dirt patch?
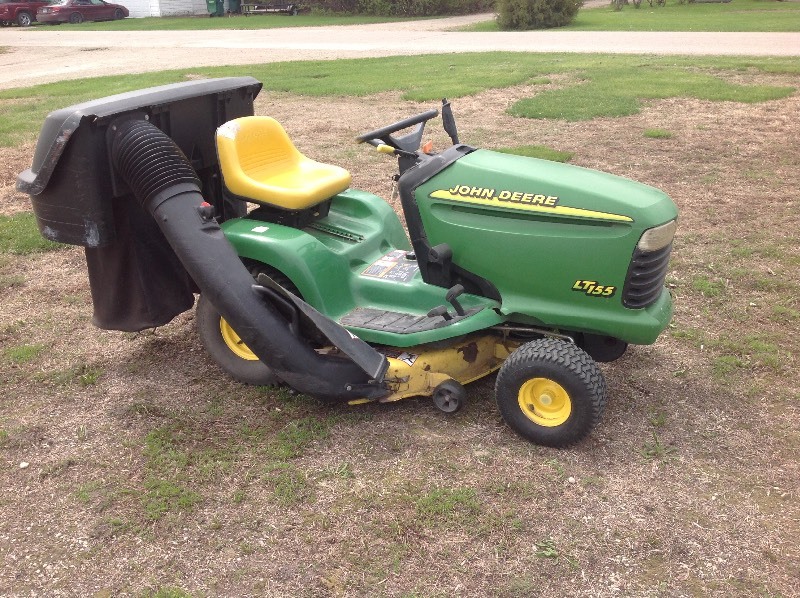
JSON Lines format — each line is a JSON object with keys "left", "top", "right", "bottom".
{"left": 1, "top": 72, "right": 798, "bottom": 596}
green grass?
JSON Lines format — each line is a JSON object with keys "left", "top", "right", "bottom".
{"left": 265, "top": 415, "right": 333, "bottom": 460}
{"left": 4, "top": 343, "right": 45, "bottom": 364}
{"left": 1, "top": 53, "right": 797, "bottom": 148}
{"left": 644, "top": 128, "right": 673, "bottom": 139}
{"left": 691, "top": 275, "right": 727, "bottom": 298}
{"left": 772, "top": 304, "right": 800, "bottom": 321}
{"left": 495, "top": 144, "right": 574, "bottom": 162}
{"left": 713, "top": 354, "right": 745, "bottom": 378}
{"left": 29, "top": 13, "right": 418, "bottom": 31}
{"left": 461, "top": 0, "right": 800, "bottom": 32}
{"left": 133, "top": 408, "right": 334, "bottom": 518}
{"left": 0, "top": 213, "right": 64, "bottom": 254}
{"left": 143, "top": 477, "right": 202, "bottom": 520}
{"left": 640, "top": 431, "right": 677, "bottom": 461}
{"left": 414, "top": 487, "right": 481, "bottom": 524}
{"left": 142, "top": 587, "right": 193, "bottom": 598}
{"left": 262, "top": 462, "right": 313, "bottom": 506}
{"left": 507, "top": 63, "right": 793, "bottom": 121}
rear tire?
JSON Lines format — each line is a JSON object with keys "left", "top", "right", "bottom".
{"left": 196, "top": 263, "right": 300, "bottom": 386}
{"left": 68, "top": 12, "right": 83, "bottom": 24}
{"left": 17, "top": 11, "right": 32, "bottom": 26}
{"left": 495, "top": 338, "right": 606, "bottom": 447}
{"left": 196, "top": 294, "right": 280, "bottom": 386}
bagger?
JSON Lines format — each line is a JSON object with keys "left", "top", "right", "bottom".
{"left": 18, "top": 77, "right": 677, "bottom": 447}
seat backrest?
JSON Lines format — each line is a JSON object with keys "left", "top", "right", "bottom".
{"left": 216, "top": 116, "right": 351, "bottom": 211}
{"left": 217, "top": 116, "right": 300, "bottom": 181}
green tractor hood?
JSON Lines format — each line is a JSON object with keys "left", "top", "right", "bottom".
{"left": 409, "top": 149, "right": 679, "bottom": 345}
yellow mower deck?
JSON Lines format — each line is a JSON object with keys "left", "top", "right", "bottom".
{"left": 350, "top": 335, "right": 519, "bottom": 405}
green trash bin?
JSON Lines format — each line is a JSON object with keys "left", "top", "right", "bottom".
{"left": 206, "top": 0, "right": 224, "bottom": 16}
{"left": 228, "top": 0, "right": 241, "bottom": 14}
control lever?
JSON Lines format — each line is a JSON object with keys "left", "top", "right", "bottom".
{"left": 427, "top": 305, "right": 453, "bottom": 321}
{"left": 441, "top": 98, "right": 460, "bottom": 145}
{"left": 446, "top": 284, "right": 466, "bottom": 316}
{"left": 376, "top": 143, "right": 417, "bottom": 160}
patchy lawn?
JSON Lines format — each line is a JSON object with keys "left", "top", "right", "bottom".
{"left": 0, "top": 68, "right": 798, "bottom": 596}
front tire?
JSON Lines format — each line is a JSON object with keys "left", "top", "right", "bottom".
{"left": 17, "top": 11, "right": 32, "bottom": 26}
{"left": 495, "top": 338, "right": 607, "bottom": 447}
{"left": 68, "top": 12, "right": 83, "bottom": 24}
{"left": 114, "top": 8, "right": 124, "bottom": 19}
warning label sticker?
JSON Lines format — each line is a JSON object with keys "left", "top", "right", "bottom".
{"left": 383, "top": 348, "right": 419, "bottom": 366}
{"left": 361, "top": 250, "right": 419, "bottom": 283}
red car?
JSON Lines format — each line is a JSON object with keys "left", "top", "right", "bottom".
{"left": 0, "top": 0, "right": 50, "bottom": 27}
{"left": 37, "top": 0, "right": 128, "bottom": 24}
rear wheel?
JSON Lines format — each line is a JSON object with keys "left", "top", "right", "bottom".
{"left": 196, "top": 295, "right": 280, "bottom": 386}
{"left": 196, "top": 264, "right": 299, "bottom": 386}
{"left": 68, "top": 12, "right": 83, "bottom": 24}
{"left": 0, "top": 20, "right": 12, "bottom": 27}
{"left": 495, "top": 338, "right": 606, "bottom": 447}
{"left": 16, "top": 11, "right": 32, "bottom": 26}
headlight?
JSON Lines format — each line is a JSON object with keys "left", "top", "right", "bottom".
{"left": 637, "top": 220, "right": 677, "bottom": 252}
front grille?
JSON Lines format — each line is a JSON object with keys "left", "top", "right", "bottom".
{"left": 622, "top": 244, "right": 672, "bottom": 308}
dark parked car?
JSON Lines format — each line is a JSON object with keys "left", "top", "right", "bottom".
{"left": 0, "top": 0, "right": 50, "bottom": 27}
{"left": 37, "top": 0, "right": 128, "bottom": 24}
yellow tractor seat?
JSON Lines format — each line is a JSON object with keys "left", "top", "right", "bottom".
{"left": 216, "top": 116, "right": 352, "bottom": 211}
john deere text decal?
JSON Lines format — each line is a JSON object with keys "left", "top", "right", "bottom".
{"left": 430, "top": 186, "right": 633, "bottom": 222}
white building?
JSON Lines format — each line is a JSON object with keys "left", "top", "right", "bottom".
{"left": 123, "top": 0, "right": 232, "bottom": 18}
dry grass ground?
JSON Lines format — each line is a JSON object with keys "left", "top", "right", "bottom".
{"left": 0, "top": 71, "right": 798, "bottom": 597}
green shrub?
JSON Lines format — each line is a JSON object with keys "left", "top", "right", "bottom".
{"left": 497, "top": 0, "right": 582, "bottom": 30}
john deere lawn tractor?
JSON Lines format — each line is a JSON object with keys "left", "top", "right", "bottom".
{"left": 18, "top": 77, "right": 677, "bottom": 447}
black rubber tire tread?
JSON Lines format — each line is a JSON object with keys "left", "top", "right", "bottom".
{"left": 432, "top": 379, "right": 466, "bottom": 414}
{"left": 196, "top": 263, "right": 299, "bottom": 386}
{"left": 17, "top": 11, "right": 32, "bottom": 26}
{"left": 69, "top": 12, "right": 83, "bottom": 23}
{"left": 495, "top": 338, "right": 607, "bottom": 448}
{"left": 114, "top": 8, "right": 124, "bottom": 19}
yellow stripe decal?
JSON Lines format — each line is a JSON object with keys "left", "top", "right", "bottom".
{"left": 429, "top": 189, "right": 633, "bottom": 223}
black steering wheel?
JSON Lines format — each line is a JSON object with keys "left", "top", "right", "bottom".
{"left": 355, "top": 109, "right": 439, "bottom": 153}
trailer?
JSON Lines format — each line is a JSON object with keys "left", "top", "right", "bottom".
{"left": 241, "top": 2, "right": 300, "bottom": 16}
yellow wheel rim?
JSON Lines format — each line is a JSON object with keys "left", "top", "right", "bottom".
{"left": 518, "top": 378, "right": 572, "bottom": 427}
{"left": 220, "top": 318, "right": 259, "bottom": 361}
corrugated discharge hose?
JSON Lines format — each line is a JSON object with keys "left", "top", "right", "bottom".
{"left": 110, "top": 118, "right": 385, "bottom": 402}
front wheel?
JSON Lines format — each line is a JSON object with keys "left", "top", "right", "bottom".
{"left": 495, "top": 338, "right": 607, "bottom": 447}
{"left": 17, "top": 11, "right": 32, "bottom": 26}
{"left": 68, "top": 11, "right": 83, "bottom": 24}
{"left": 114, "top": 8, "right": 124, "bottom": 19}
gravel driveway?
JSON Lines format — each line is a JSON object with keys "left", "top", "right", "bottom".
{"left": 1, "top": 13, "right": 799, "bottom": 90}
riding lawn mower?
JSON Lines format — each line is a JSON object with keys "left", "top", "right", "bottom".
{"left": 17, "top": 77, "right": 677, "bottom": 447}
